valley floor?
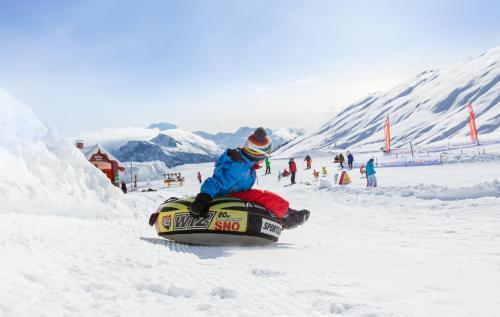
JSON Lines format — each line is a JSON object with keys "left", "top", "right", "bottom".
{"left": 1, "top": 159, "right": 500, "bottom": 317}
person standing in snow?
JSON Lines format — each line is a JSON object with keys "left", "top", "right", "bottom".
{"left": 189, "top": 127, "right": 309, "bottom": 229}
{"left": 289, "top": 158, "right": 297, "bottom": 184}
{"left": 197, "top": 171, "right": 203, "bottom": 184}
{"left": 338, "top": 153, "right": 345, "bottom": 169}
{"left": 366, "top": 158, "right": 377, "bottom": 187}
{"left": 347, "top": 151, "right": 354, "bottom": 170}
{"left": 121, "top": 181, "right": 127, "bottom": 194}
{"left": 264, "top": 157, "right": 271, "bottom": 175}
{"left": 304, "top": 155, "right": 312, "bottom": 169}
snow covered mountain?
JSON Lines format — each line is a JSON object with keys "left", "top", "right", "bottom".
{"left": 147, "top": 122, "right": 178, "bottom": 130}
{"left": 276, "top": 45, "right": 500, "bottom": 156}
{"left": 194, "top": 127, "right": 305, "bottom": 150}
{"left": 79, "top": 121, "right": 304, "bottom": 167}
{"left": 112, "top": 130, "right": 219, "bottom": 168}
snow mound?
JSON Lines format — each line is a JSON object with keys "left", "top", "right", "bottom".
{"left": 0, "top": 88, "right": 131, "bottom": 218}
{"left": 320, "top": 179, "right": 500, "bottom": 201}
{"left": 408, "top": 180, "right": 500, "bottom": 201}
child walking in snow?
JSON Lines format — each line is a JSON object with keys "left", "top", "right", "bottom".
{"left": 366, "top": 158, "right": 377, "bottom": 187}
{"left": 264, "top": 157, "right": 271, "bottom": 175}
{"left": 189, "top": 128, "right": 309, "bottom": 229}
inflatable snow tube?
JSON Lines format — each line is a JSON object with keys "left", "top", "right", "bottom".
{"left": 149, "top": 197, "right": 283, "bottom": 246}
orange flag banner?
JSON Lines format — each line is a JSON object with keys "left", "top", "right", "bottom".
{"left": 384, "top": 114, "right": 391, "bottom": 153}
{"left": 467, "top": 102, "right": 478, "bottom": 142}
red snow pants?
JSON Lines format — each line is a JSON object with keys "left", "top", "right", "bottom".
{"left": 227, "top": 189, "right": 289, "bottom": 219}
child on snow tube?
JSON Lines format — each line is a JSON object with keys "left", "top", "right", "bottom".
{"left": 189, "top": 127, "right": 310, "bottom": 229}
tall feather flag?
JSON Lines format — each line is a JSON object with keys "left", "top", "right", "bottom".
{"left": 467, "top": 102, "right": 478, "bottom": 143}
{"left": 384, "top": 114, "right": 391, "bottom": 153}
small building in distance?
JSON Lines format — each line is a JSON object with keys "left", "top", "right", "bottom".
{"left": 76, "top": 140, "right": 125, "bottom": 186}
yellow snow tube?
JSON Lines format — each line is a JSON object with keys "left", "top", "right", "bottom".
{"left": 149, "top": 197, "right": 283, "bottom": 246}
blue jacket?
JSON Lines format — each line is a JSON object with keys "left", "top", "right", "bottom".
{"left": 366, "top": 160, "right": 376, "bottom": 176}
{"left": 347, "top": 153, "right": 354, "bottom": 163}
{"left": 201, "top": 148, "right": 256, "bottom": 198}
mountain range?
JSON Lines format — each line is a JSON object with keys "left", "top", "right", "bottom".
{"left": 194, "top": 127, "right": 305, "bottom": 150}
{"left": 110, "top": 125, "right": 304, "bottom": 168}
{"left": 275, "top": 45, "right": 500, "bottom": 157}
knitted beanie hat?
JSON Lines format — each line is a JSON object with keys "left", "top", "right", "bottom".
{"left": 241, "top": 127, "right": 272, "bottom": 161}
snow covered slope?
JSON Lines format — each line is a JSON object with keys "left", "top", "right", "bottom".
{"left": 0, "top": 88, "right": 129, "bottom": 218}
{"left": 2, "top": 156, "right": 499, "bottom": 317}
{"left": 277, "top": 46, "right": 500, "bottom": 156}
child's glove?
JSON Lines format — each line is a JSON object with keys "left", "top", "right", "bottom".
{"left": 189, "top": 193, "right": 212, "bottom": 217}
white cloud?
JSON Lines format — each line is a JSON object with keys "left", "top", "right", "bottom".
{"left": 76, "top": 126, "right": 160, "bottom": 150}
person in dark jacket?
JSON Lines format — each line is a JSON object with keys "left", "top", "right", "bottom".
{"left": 304, "top": 155, "right": 312, "bottom": 169}
{"left": 338, "top": 153, "right": 345, "bottom": 169}
{"left": 347, "top": 151, "right": 354, "bottom": 170}
{"left": 189, "top": 128, "right": 309, "bottom": 228}
{"left": 121, "top": 181, "right": 127, "bottom": 194}
{"left": 289, "top": 158, "right": 297, "bottom": 184}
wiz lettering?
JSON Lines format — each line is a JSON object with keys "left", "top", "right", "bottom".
{"left": 174, "top": 212, "right": 214, "bottom": 230}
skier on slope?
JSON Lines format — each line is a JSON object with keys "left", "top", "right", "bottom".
{"left": 189, "top": 127, "right": 310, "bottom": 229}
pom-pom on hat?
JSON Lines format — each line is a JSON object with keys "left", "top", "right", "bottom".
{"left": 241, "top": 127, "right": 272, "bottom": 161}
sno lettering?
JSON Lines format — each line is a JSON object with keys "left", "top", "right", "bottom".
{"left": 215, "top": 221, "right": 241, "bottom": 231}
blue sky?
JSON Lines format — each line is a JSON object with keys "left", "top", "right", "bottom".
{"left": 0, "top": 0, "right": 499, "bottom": 135}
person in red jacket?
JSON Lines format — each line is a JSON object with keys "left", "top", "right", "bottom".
{"left": 288, "top": 158, "right": 297, "bottom": 184}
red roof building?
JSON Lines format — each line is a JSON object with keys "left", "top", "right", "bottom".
{"left": 76, "top": 140, "right": 125, "bottom": 186}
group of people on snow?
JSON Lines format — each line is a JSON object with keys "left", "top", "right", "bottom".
{"left": 333, "top": 151, "right": 354, "bottom": 170}
{"left": 285, "top": 151, "right": 377, "bottom": 188}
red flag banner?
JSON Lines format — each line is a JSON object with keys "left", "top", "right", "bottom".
{"left": 467, "top": 102, "right": 478, "bottom": 142}
{"left": 384, "top": 114, "right": 391, "bottom": 153}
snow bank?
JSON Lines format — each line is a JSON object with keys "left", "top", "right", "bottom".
{"left": 406, "top": 180, "right": 500, "bottom": 201}
{"left": 0, "top": 88, "right": 132, "bottom": 218}
{"left": 320, "top": 178, "right": 500, "bottom": 201}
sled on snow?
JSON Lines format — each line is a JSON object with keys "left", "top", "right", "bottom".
{"left": 148, "top": 197, "right": 284, "bottom": 246}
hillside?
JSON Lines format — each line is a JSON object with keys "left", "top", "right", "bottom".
{"left": 276, "top": 46, "right": 500, "bottom": 156}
